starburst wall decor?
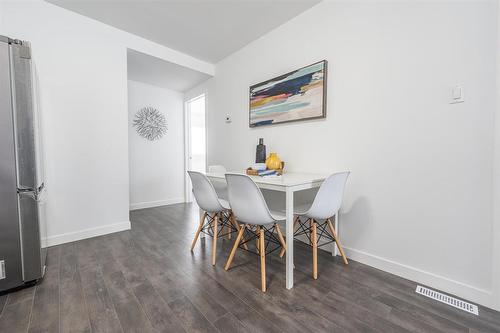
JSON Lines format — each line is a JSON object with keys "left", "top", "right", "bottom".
{"left": 133, "top": 106, "right": 167, "bottom": 141}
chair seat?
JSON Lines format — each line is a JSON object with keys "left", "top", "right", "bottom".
{"left": 269, "top": 210, "right": 286, "bottom": 221}
{"left": 235, "top": 211, "right": 285, "bottom": 225}
{"left": 293, "top": 203, "right": 312, "bottom": 216}
{"left": 276, "top": 203, "right": 312, "bottom": 217}
{"left": 219, "top": 199, "right": 231, "bottom": 210}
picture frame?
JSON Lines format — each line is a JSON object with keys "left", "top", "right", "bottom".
{"left": 249, "top": 60, "right": 327, "bottom": 127}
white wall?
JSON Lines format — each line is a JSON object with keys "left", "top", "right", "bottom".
{"left": 0, "top": 0, "right": 214, "bottom": 246}
{"left": 198, "top": 1, "right": 498, "bottom": 308}
{"left": 0, "top": 3, "right": 4, "bottom": 30}
{"left": 128, "top": 80, "right": 185, "bottom": 210}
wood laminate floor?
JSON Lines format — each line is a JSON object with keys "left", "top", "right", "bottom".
{"left": 1, "top": 203, "right": 499, "bottom": 332}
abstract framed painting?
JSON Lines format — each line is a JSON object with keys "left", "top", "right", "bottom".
{"left": 249, "top": 60, "right": 327, "bottom": 127}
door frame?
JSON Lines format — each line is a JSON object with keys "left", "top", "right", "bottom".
{"left": 184, "top": 93, "right": 207, "bottom": 203}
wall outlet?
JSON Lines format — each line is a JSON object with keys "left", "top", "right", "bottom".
{"left": 0, "top": 260, "right": 5, "bottom": 280}
{"left": 225, "top": 114, "right": 232, "bottom": 123}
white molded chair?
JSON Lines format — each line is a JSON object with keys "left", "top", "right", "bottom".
{"left": 293, "top": 172, "right": 350, "bottom": 279}
{"left": 208, "top": 165, "right": 228, "bottom": 201}
{"left": 188, "top": 171, "right": 242, "bottom": 265}
{"left": 224, "top": 173, "right": 286, "bottom": 292}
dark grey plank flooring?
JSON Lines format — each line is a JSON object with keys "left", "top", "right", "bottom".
{"left": 0, "top": 203, "right": 499, "bottom": 332}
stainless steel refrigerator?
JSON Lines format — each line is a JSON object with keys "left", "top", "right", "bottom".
{"left": 0, "top": 35, "right": 47, "bottom": 293}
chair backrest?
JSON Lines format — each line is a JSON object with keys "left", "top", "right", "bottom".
{"left": 307, "top": 172, "right": 350, "bottom": 220}
{"left": 225, "top": 173, "right": 275, "bottom": 225}
{"left": 208, "top": 165, "right": 227, "bottom": 173}
{"left": 188, "top": 171, "right": 225, "bottom": 213}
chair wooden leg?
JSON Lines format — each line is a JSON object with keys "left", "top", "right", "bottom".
{"left": 312, "top": 220, "right": 318, "bottom": 279}
{"left": 212, "top": 214, "right": 218, "bottom": 266}
{"left": 327, "top": 219, "right": 348, "bottom": 265}
{"left": 309, "top": 219, "right": 313, "bottom": 245}
{"left": 224, "top": 225, "right": 246, "bottom": 271}
{"left": 260, "top": 228, "right": 266, "bottom": 292}
{"left": 230, "top": 214, "right": 248, "bottom": 250}
{"left": 191, "top": 212, "right": 207, "bottom": 251}
{"left": 276, "top": 224, "right": 287, "bottom": 258}
{"left": 256, "top": 226, "right": 261, "bottom": 254}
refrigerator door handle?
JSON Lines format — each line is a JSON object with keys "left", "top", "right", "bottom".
{"left": 17, "top": 189, "right": 36, "bottom": 200}
{"left": 18, "top": 187, "right": 35, "bottom": 193}
{"left": 18, "top": 182, "right": 44, "bottom": 194}
{"left": 37, "top": 182, "right": 45, "bottom": 194}
{"left": 18, "top": 183, "right": 45, "bottom": 201}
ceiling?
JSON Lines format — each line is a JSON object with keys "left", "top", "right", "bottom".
{"left": 127, "top": 49, "right": 211, "bottom": 92}
{"left": 46, "top": 0, "right": 320, "bottom": 63}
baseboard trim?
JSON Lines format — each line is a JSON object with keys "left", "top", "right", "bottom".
{"left": 343, "top": 246, "right": 495, "bottom": 309}
{"left": 130, "top": 198, "right": 185, "bottom": 211}
{"left": 42, "top": 221, "right": 131, "bottom": 247}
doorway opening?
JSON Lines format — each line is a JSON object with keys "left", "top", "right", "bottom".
{"left": 126, "top": 48, "right": 211, "bottom": 211}
{"left": 185, "top": 94, "right": 206, "bottom": 202}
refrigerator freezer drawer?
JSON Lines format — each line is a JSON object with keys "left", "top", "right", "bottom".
{"left": 18, "top": 191, "right": 44, "bottom": 282}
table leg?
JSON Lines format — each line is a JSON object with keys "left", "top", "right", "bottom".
{"left": 285, "top": 188, "right": 294, "bottom": 289}
{"left": 199, "top": 207, "right": 205, "bottom": 239}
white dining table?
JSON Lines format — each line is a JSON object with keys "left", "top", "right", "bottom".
{"left": 205, "top": 171, "right": 335, "bottom": 289}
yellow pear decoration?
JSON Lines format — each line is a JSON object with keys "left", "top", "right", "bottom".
{"left": 265, "top": 153, "right": 282, "bottom": 171}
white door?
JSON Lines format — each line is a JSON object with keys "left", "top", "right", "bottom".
{"left": 185, "top": 94, "right": 206, "bottom": 202}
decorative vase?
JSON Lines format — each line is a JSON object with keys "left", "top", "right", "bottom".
{"left": 266, "top": 152, "right": 282, "bottom": 170}
{"left": 255, "top": 138, "right": 266, "bottom": 163}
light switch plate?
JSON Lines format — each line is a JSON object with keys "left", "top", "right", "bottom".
{"left": 450, "top": 85, "right": 465, "bottom": 104}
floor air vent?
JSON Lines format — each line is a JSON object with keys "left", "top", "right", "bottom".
{"left": 0, "top": 260, "right": 5, "bottom": 280}
{"left": 415, "top": 285, "right": 478, "bottom": 315}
